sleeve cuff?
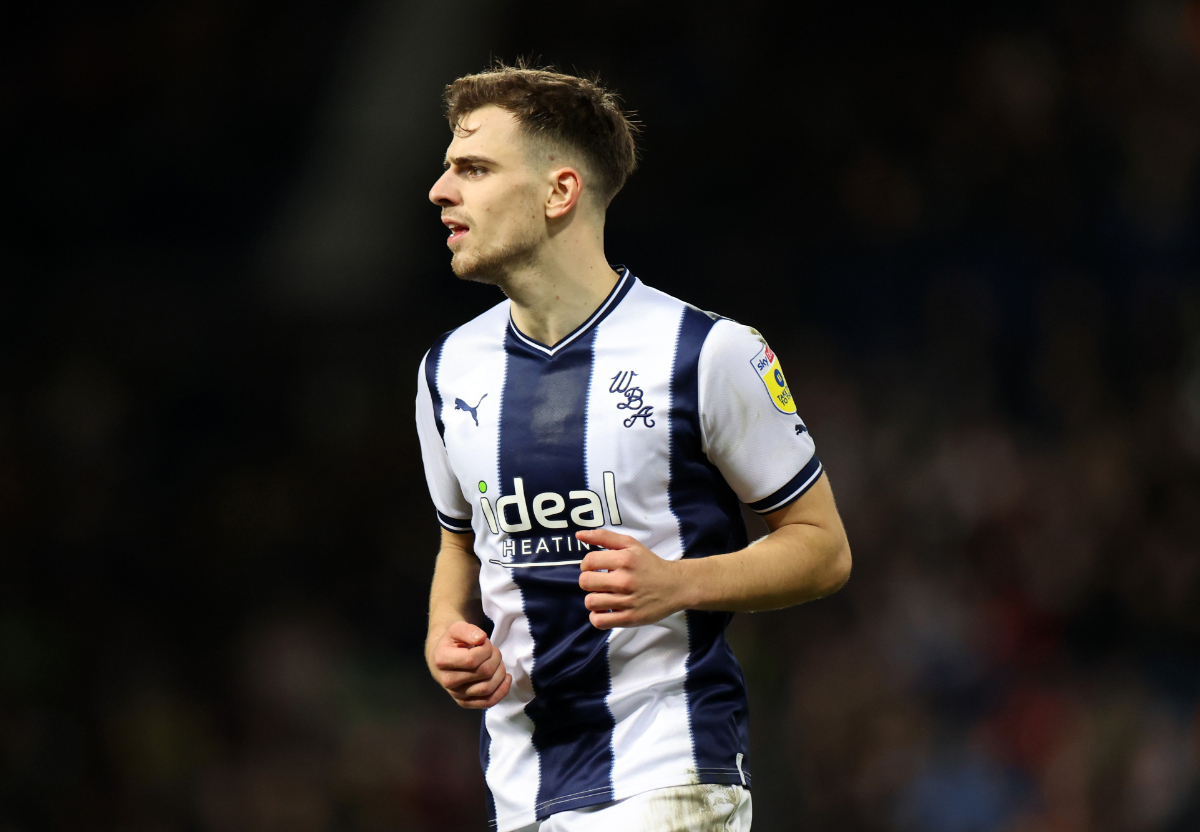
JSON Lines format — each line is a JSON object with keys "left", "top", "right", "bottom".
{"left": 437, "top": 510, "right": 473, "bottom": 533}
{"left": 746, "top": 454, "right": 823, "bottom": 515}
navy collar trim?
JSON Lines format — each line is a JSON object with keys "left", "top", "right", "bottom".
{"left": 507, "top": 266, "right": 636, "bottom": 357}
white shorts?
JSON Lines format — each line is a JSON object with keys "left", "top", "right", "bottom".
{"left": 511, "top": 784, "right": 752, "bottom": 832}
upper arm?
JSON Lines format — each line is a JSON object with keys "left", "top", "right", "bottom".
{"left": 436, "top": 527, "right": 480, "bottom": 593}
{"left": 762, "top": 471, "right": 844, "bottom": 538}
{"left": 430, "top": 528, "right": 482, "bottom": 620}
{"left": 440, "top": 527, "right": 477, "bottom": 558}
{"left": 762, "top": 473, "right": 852, "bottom": 593}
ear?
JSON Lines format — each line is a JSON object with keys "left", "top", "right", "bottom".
{"left": 545, "top": 166, "right": 583, "bottom": 220}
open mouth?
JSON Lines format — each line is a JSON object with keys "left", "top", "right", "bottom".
{"left": 443, "top": 219, "right": 469, "bottom": 245}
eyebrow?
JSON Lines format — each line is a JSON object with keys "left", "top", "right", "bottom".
{"left": 443, "top": 154, "right": 500, "bottom": 170}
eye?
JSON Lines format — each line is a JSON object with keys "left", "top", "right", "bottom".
{"left": 467, "top": 165, "right": 486, "bottom": 178}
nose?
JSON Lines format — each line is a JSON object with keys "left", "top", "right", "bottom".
{"left": 429, "top": 168, "right": 459, "bottom": 207}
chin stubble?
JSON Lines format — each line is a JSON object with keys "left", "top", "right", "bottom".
{"left": 451, "top": 235, "right": 539, "bottom": 288}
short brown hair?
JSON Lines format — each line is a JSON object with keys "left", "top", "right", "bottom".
{"left": 444, "top": 64, "right": 639, "bottom": 206}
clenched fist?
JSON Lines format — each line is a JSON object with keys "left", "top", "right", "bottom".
{"left": 428, "top": 621, "right": 512, "bottom": 708}
{"left": 576, "top": 528, "right": 688, "bottom": 629}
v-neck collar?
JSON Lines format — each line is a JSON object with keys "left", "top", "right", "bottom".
{"left": 506, "top": 266, "right": 636, "bottom": 357}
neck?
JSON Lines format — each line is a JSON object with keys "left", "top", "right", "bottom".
{"left": 502, "top": 230, "right": 621, "bottom": 347}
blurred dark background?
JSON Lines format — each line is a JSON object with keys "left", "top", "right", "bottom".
{"left": 4, "top": 1, "right": 1200, "bottom": 830}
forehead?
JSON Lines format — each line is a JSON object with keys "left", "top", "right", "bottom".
{"left": 445, "top": 105, "right": 526, "bottom": 159}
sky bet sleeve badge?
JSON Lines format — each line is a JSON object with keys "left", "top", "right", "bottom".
{"left": 750, "top": 343, "right": 797, "bottom": 414}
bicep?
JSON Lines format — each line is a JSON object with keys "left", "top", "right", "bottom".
{"left": 436, "top": 528, "right": 479, "bottom": 579}
{"left": 440, "top": 527, "right": 477, "bottom": 556}
{"left": 747, "top": 471, "right": 851, "bottom": 601}
{"left": 762, "top": 472, "right": 844, "bottom": 538}
{"left": 431, "top": 529, "right": 481, "bottom": 608}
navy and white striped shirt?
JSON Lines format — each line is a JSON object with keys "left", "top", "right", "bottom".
{"left": 416, "top": 269, "right": 821, "bottom": 831}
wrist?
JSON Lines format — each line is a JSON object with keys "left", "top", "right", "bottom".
{"left": 424, "top": 635, "right": 440, "bottom": 673}
{"left": 425, "top": 618, "right": 454, "bottom": 668}
{"left": 673, "top": 556, "right": 709, "bottom": 611}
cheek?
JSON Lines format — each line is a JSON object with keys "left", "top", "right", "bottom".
{"left": 489, "top": 188, "right": 541, "bottom": 233}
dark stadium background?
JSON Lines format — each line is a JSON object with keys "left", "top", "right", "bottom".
{"left": 4, "top": 1, "right": 1200, "bottom": 830}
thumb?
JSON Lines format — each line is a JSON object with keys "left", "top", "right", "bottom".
{"left": 448, "top": 621, "right": 487, "bottom": 646}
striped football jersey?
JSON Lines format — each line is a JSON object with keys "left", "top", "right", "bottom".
{"left": 415, "top": 268, "right": 822, "bottom": 831}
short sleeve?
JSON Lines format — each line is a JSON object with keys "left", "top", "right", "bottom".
{"left": 698, "top": 320, "right": 823, "bottom": 514}
{"left": 416, "top": 350, "right": 474, "bottom": 533}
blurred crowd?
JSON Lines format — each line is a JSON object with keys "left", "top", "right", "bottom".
{"left": 760, "top": 273, "right": 1200, "bottom": 831}
{"left": 2, "top": 1, "right": 1199, "bottom": 831}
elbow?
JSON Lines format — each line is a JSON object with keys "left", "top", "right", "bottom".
{"left": 819, "top": 538, "right": 852, "bottom": 598}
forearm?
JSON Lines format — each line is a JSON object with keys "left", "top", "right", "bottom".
{"left": 426, "top": 531, "right": 483, "bottom": 669}
{"left": 576, "top": 473, "right": 852, "bottom": 628}
{"left": 679, "top": 521, "right": 850, "bottom": 612}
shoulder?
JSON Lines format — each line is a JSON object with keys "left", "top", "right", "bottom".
{"left": 626, "top": 280, "right": 719, "bottom": 321}
{"left": 422, "top": 298, "right": 510, "bottom": 364}
{"left": 419, "top": 300, "right": 510, "bottom": 396}
{"left": 622, "top": 280, "right": 735, "bottom": 347}
{"left": 699, "top": 320, "right": 800, "bottom": 419}
{"left": 701, "top": 318, "right": 768, "bottom": 359}
{"left": 697, "top": 318, "right": 782, "bottom": 382}
{"left": 633, "top": 283, "right": 766, "bottom": 357}
{"left": 615, "top": 281, "right": 766, "bottom": 384}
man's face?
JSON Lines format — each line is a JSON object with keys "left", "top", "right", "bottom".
{"left": 428, "top": 106, "right": 545, "bottom": 284}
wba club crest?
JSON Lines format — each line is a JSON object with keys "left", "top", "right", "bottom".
{"left": 749, "top": 343, "right": 797, "bottom": 415}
